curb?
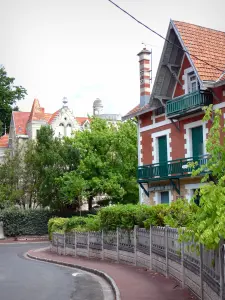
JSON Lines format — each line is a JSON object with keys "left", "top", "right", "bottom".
{"left": 27, "top": 250, "right": 121, "bottom": 300}
{"left": 0, "top": 241, "right": 49, "bottom": 245}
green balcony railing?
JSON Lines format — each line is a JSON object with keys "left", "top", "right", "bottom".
{"left": 137, "top": 155, "right": 209, "bottom": 182}
{"left": 166, "top": 90, "right": 213, "bottom": 118}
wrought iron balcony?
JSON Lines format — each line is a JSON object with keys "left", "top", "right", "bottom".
{"left": 137, "top": 155, "right": 209, "bottom": 183}
{"left": 166, "top": 90, "right": 213, "bottom": 118}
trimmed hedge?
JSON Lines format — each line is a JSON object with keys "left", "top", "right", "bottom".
{"left": 0, "top": 208, "right": 96, "bottom": 237}
{"left": 48, "top": 215, "right": 101, "bottom": 239}
{"left": 0, "top": 208, "right": 52, "bottom": 236}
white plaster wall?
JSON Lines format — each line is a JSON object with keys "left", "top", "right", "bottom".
{"left": 51, "top": 107, "right": 79, "bottom": 138}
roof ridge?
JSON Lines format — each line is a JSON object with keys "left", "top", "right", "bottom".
{"left": 173, "top": 19, "right": 225, "bottom": 34}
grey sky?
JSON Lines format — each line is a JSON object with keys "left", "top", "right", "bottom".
{"left": 0, "top": 0, "right": 224, "bottom": 117}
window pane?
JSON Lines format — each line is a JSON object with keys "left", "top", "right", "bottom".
{"left": 161, "top": 191, "right": 169, "bottom": 204}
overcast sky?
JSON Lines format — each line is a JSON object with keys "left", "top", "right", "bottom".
{"left": 0, "top": 0, "right": 224, "bottom": 117}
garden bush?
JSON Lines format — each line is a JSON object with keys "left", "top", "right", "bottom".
{"left": 98, "top": 204, "right": 169, "bottom": 231}
{"left": 47, "top": 201, "right": 194, "bottom": 236}
{"left": 0, "top": 208, "right": 52, "bottom": 236}
{"left": 48, "top": 217, "right": 69, "bottom": 239}
{"left": 48, "top": 215, "right": 101, "bottom": 236}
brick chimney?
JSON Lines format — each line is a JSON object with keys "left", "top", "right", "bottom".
{"left": 137, "top": 48, "right": 151, "bottom": 107}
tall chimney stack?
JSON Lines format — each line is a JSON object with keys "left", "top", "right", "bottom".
{"left": 137, "top": 48, "right": 151, "bottom": 107}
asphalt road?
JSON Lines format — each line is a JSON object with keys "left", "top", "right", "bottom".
{"left": 0, "top": 243, "right": 113, "bottom": 300}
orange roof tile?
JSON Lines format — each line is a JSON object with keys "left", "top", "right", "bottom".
{"left": 122, "top": 103, "right": 152, "bottom": 120}
{"left": 44, "top": 113, "right": 52, "bottom": 123}
{"left": 173, "top": 20, "right": 225, "bottom": 82}
{"left": 48, "top": 110, "right": 60, "bottom": 124}
{"left": 75, "top": 117, "right": 89, "bottom": 126}
{"left": 28, "top": 99, "right": 47, "bottom": 122}
{"left": 13, "top": 112, "right": 30, "bottom": 135}
{"left": 0, "top": 134, "right": 9, "bottom": 148}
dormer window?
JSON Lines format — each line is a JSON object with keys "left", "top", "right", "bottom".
{"left": 188, "top": 71, "right": 197, "bottom": 93}
{"left": 183, "top": 68, "right": 198, "bottom": 94}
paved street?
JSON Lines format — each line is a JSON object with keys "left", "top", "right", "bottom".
{"left": 0, "top": 243, "right": 112, "bottom": 300}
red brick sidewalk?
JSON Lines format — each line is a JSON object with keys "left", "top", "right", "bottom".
{"left": 27, "top": 247, "right": 197, "bottom": 300}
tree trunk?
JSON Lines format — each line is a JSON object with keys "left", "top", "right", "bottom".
{"left": 88, "top": 196, "right": 93, "bottom": 211}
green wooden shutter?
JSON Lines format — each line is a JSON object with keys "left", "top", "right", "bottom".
{"left": 158, "top": 136, "right": 168, "bottom": 176}
{"left": 158, "top": 136, "right": 167, "bottom": 162}
{"left": 161, "top": 191, "right": 169, "bottom": 204}
{"left": 192, "top": 126, "right": 203, "bottom": 159}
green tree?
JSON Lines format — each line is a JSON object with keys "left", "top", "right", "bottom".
{"left": 34, "top": 126, "right": 80, "bottom": 210}
{"left": 0, "top": 66, "right": 27, "bottom": 135}
{"left": 70, "top": 117, "right": 138, "bottom": 210}
{"left": 185, "top": 106, "right": 225, "bottom": 249}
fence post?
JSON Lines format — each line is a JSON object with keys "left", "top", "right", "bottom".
{"left": 134, "top": 225, "right": 138, "bottom": 266}
{"left": 101, "top": 230, "right": 104, "bottom": 260}
{"left": 199, "top": 244, "right": 204, "bottom": 300}
{"left": 74, "top": 231, "right": 77, "bottom": 257}
{"left": 181, "top": 229, "right": 185, "bottom": 288}
{"left": 57, "top": 234, "right": 59, "bottom": 254}
{"left": 219, "top": 239, "right": 224, "bottom": 300}
{"left": 87, "top": 232, "right": 90, "bottom": 258}
{"left": 165, "top": 225, "right": 169, "bottom": 278}
{"left": 149, "top": 225, "right": 152, "bottom": 270}
{"left": 64, "top": 233, "right": 66, "bottom": 256}
{"left": 117, "top": 227, "right": 119, "bottom": 262}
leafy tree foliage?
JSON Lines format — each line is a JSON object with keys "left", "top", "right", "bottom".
{"left": 0, "top": 140, "right": 39, "bottom": 209}
{"left": 34, "top": 126, "right": 80, "bottom": 210}
{"left": 185, "top": 106, "right": 225, "bottom": 249}
{"left": 0, "top": 66, "right": 27, "bottom": 135}
{"left": 69, "top": 117, "right": 138, "bottom": 210}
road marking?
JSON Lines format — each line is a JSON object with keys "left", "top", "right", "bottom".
{"left": 72, "top": 272, "right": 82, "bottom": 277}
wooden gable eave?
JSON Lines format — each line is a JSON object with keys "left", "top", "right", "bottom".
{"left": 170, "top": 19, "right": 202, "bottom": 88}
{"left": 150, "top": 21, "right": 184, "bottom": 108}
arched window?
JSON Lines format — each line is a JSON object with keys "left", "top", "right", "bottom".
{"left": 66, "top": 124, "right": 72, "bottom": 137}
{"left": 58, "top": 123, "right": 65, "bottom": 137}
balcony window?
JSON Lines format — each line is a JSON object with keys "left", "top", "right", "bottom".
{"left": 188, "top": 71, "right": 197, "bottom": 93}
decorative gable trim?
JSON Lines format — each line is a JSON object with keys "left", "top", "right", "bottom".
{"left": 170, "top": 19, "right": 202, "bottom": 88}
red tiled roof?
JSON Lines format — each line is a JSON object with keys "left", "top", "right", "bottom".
{"left": 122, "top": 103, "right": 152, "bottom": 120}
{"left": 13, "top": 112, "right": 30, "bottom": 135}
{"left": 11, "top": 99, "right": 88, "bottom": 136}
{"left": 0, "top": 134, "right": 9, "bottom": 148}
{"left": 173, "top": 20, "right": 225, "bottom": 82}
{"left": 28, "top": 99, "right": 47, "bottom": 122}
{"left": 75, "top": 117, "right": 89, "bottom": 126}
{"left": 44, "top": 113, "right": 52, "bottom": 122}
{"left": 48, "top": 110, "right": 60, "bottom": 124}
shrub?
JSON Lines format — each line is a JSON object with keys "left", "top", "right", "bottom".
{"left": 48, "top": 215, "right": 101, "bottom": 236}
{"left": 164, "top": 198, "right": 195, "bottom": 228}
{"left": 64, "top": 216, "right": 87, "bottom": 232}
{"left": 0, "top": 208, "right": 52, "bottom": 236}
{"left": 49, "top": 217, "right": 68, "bottom": 239}
{"left": 98, "top": 204, "right": 168, "bottom": 231}
{"left": 143, "top": 205, "right": 169, "bottom": 229}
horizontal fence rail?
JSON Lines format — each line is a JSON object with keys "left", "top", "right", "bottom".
{"left": 52, "top": 227, "right": 224, "bottom": 300}
{"left": 137, "top": 155, "right": 209, "bottom": 182}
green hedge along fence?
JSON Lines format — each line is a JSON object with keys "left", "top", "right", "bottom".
{"left": 0, "top": 208, "right": 96, "bottom": 237}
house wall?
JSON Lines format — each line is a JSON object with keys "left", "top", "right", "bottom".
{"left": 138, "top": 54, "right": 225, "bottom": 204}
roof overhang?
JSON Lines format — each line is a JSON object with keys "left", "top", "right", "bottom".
{"left": 202, "top": 80, "right": 225, "bottom": 89}
{"left": 122, "top": 105, "right": 155, "bottom": 121}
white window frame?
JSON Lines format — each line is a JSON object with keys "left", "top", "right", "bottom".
{"left": 188, "top": 72, "right": 197, "bottom": 93}
{"left": 152, "top": 129, "right": 172, "bottom": 164}
{"left": 184, "top": 120, "right": 208, "bottom": 158}
{"left": 182, "top": 67, "right": 198, "bottom": 94}
{"left": 185, "top": 183, "right": 206, "bottom": 202}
